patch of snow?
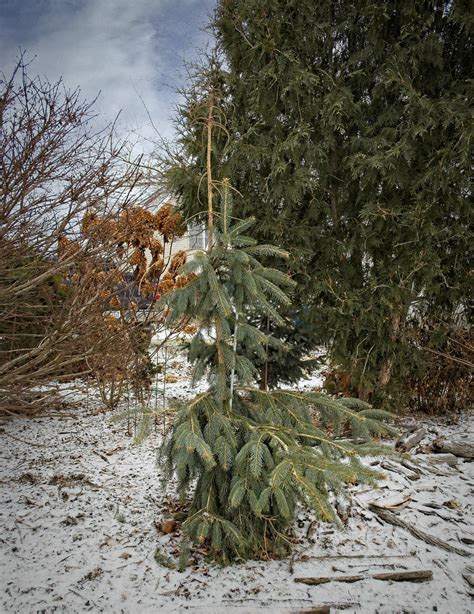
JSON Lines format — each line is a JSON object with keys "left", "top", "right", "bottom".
{"left": 0, "top": 358, "right": 472, "bottom": 613}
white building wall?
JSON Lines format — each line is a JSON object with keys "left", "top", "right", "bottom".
{"left": 152, "top": 222, "right": 207, "bottom": 269}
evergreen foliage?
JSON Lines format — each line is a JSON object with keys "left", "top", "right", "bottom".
{"left": 159, "top": 182, "right": 393, "bottom": 564}
{"left": 252, "top": 308, "right": 322, "bottom": 389}
{"left": 163, "top": 1, "right": 472, "bottom": 407}
{"left": 0, "top": 239, "right": 69, "bottom": 362}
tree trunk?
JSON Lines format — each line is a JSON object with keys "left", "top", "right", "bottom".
{"left": 378, "top": 310, "right": 402, "bottom": 387}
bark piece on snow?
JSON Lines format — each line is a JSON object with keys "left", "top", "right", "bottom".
{"left": 380, "top": 460, "right": 420, "bottom": 481}
{"left": 370, "top": 493, "right": 412, "bottom": 511}
{"left": 400, "top": 459, "right": 425, "bottom": 475}
{"left": 460, "top": 536, "right": 474, "bottom": 546}
{"left": 426, "top": 454, "right": 459, "bottom": 467}
{"left": 396, "top": 428, "right": 427, "bottom": 452}
{"left": 463, "top": 566, "right": 474, "bottom": 588}
{"left": 372, "top": 570, "right": 433, "bottom": 582}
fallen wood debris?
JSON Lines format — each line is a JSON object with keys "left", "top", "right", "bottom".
{"left": 460, "top": 536, "right": 474, "bottom": 545}
{"left": 223, "top": 597, "right": 359, "bottom": 610}
{"left": 92, "top": 450, "right": 110, "bottom": 463}
{"left": 426, "top": 454, "right": 458, "bottom": 467}
{"left": 371, "top": 570, "right": 433, "bottom": 582}
{"left": 380, "top": 460, "right": 420, "bottom": 481}
{"left": 294, "top": 553, "right": 414, "bottom": 562}
{"left": 433, "top": 439, "right": 474, "bottom": 459}
{"left": 291, "top": 607, "right": 330, "bottom": 614}
{"left": 294, "top": 569, "right": 433, "bottom": 586}
{"left": 400, "top": 459, "right": 425, "bottom": 475}
{"left": 443, "top": 499, "right": 460, "bottom": 509}
{"left": 417, "top": 507, "right": 456, "bottom": 522}
{"left": 368, "top": 503, "right": 472, "bottom": 557}
{"left": 370, "top": 493, "right": 412, "bottom": 511}
{"left": 396, "top": 428, "right": 427, "bottom": 452}
{"left": 462, "top": 566, "right": 474, "bottom": 588}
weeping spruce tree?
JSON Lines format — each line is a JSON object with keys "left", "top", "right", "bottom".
{"left": 164, "top": 57, "right": 321, "bottom": 388}
{"left": 159, "top": 97, "right": 392, "bottom": 564}
{"left": 165, "top": 1, "right": 472, "bottom": 407}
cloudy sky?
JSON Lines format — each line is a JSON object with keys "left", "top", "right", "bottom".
{"left": 0, "top": 0, "right": 216, "bottom": 146}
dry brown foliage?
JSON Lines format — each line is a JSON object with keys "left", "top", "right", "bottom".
{"left": 69, "top": 203, "right": 194, "bottom": 409}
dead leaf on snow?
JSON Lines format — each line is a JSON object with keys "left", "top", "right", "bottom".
{"left": 159, "top": 518, "right": 177, "bottom": 534}
{"left": 443, "top": 499, "right": 460, "bottom": 509}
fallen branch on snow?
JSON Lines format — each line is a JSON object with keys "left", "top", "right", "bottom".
{"left": 368, "top": 503, "right": 472, "bottom": 557}
{"left": 433, "top": 439, "right": 474, "bottom": 459}
{"left": 294, "top": 569, "right": 433, "bottom": 586}
{"left": 290, "top": 607, "right": 330, "bottom": 614}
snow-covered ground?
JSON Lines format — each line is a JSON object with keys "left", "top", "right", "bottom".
{"left": 0, "top": 356, "right": 473, "bottom": 613}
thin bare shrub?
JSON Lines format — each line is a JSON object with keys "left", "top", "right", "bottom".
{"left": 0, "top": 57, "right": 149, "bottom": 415}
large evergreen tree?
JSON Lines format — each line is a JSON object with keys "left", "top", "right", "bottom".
{"left": 163, "top": 1, "right": 472, "bottom": 406}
